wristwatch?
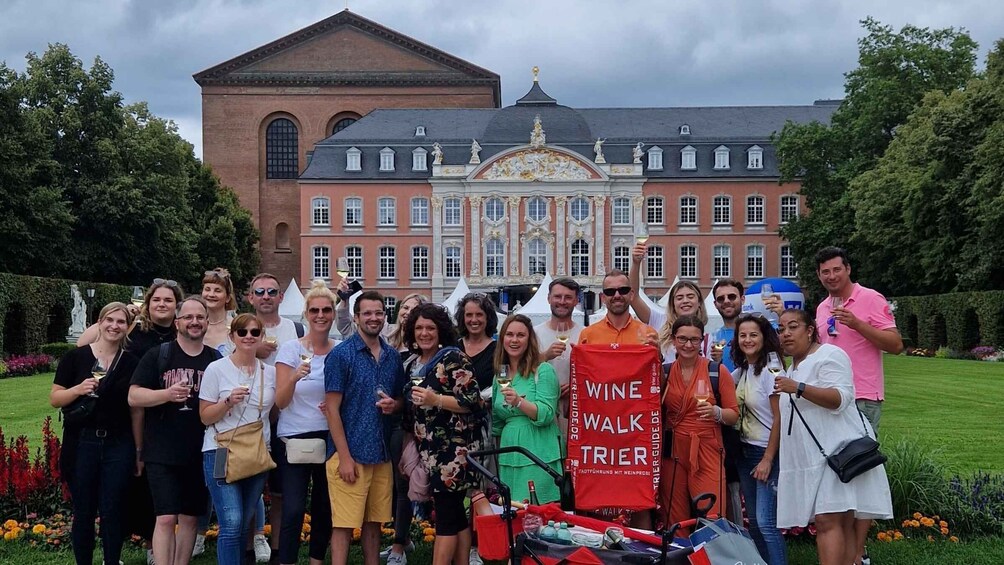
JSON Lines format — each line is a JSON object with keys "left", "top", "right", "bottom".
{"left": 796, "top": 382, "right": 806, "bottom": 398}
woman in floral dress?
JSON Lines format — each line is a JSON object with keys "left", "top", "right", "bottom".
{"left": 402, "top": 303, "right": 484, "bottom": 565}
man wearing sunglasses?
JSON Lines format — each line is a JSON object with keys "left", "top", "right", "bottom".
{"left": 578, "top": 271, "right": 651, "bottom": 346}
{"left": 709, "top": 279, "right": 746, "bottom": 372}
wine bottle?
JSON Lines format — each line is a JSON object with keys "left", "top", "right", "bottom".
{"left": 528, "top": 480, "right": 540, "bottom": 506}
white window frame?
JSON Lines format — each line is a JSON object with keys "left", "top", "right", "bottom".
{"left": 713, "top": 244, "right": 731, "bottom": 278}
{"left": 311, "top": 197, "right": 330, "bottom": 226}
{"left": 746, "top": 195, "right": 765, "bottom": 225}
{"left": 680, "top": 124, "right": 691, "bottom": 135}
{"left": 780, "top": 195, "right": 799, "bottom": 224}
{"left": 444, "top": 197, "right": 462, "bottom": 226}
{"left": 411, "top": 246, "right": 429, "bottom": 279}
{"left": 346, "top": 246, "right": 363, "bottom": 278}
{"left": 312, "top": 245, "right": 330, "bottom": 279}
{"left": 780, "top": 245, "right": 798, "bottom": 278}
{"left": 746, "top": 245, "right": 765, "bottom": 279}
{"left": 679, "top": 245, "right": 697, "bottom": 279}
{"left": 379, "top": 246, "right": 396, "bottom": 279}
{"left": 570, "top": 239, "right": 590, "bottom": 276}
{"left": 747, "top": 145, "right": 763, "bottom": 170}
{"left": 485, "top": 197, "right": 505, "bottom": 222}
{"left": 612, "top": 197, "right": 631, "bottom": 225}
{"left": 527, "top": 238, "right": 547, "bottom": 275}
{"left": 647, "top": 146, "right": 663, "bottom": 170}
{"left": 412, "top": 148, "right": 428, "bottom": 171}
{"left": 379, "top": 147, "right": 395, "bottom": 172}
{"left": 344, "top": 197, "right": 362, "bottom": 226}
{"left": 384, "top": 296, "right": 398, "bottom": 318}
{"left": 410, "top": 197, "right": 429, "bottom": 226}
{"left": 346, "top": 147, "right": 361, "bottom": 171}
{"left": 444, "top": 246, "right": 462, "bottom": 278}
{"left": 714, "top": 145, "right": 730, "bottom": 170}
{"left": 485, "top": 238, "right": 505, "bottom": 277}
{"left": 414, "top": 126, "right": 426, "bottom": 137}
{"left": 378, "top": 197, "right": 396, "bottom": 226}
{"left": 613, "top": 246, "right": 631, "bottom": 273}
{"left": 679, "top": 195, "right": 697, "bottom": 225}
{"left": 527, "top": 196, "right": 548, "bottom": 223}
{"left": 646, "top": 245, "right": 664, "bottom": 278}
{"left": 713, "top": 195, "right": 732, "bottom": 225}
{"left": 646, "top": 196, "right": 664, "bottom": 225}
{"left": 681, "top": 145, "right": 697, "bottom": 170}
{"left": 570, "top": 197, "right": 590, "bottom": 221}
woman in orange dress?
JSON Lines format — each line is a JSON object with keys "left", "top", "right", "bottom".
{"left": 660, "top": 315, "right": 739, "bottom": 529}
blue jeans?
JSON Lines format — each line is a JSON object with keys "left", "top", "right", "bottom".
{"left": 736, "top": 443, "right": 787, "bottom": 565}
{"left": 202, "top": 450, "right": 268, "bottom": 565}
{"left": 69, "top": 429, "right": 134, "bottom": 565}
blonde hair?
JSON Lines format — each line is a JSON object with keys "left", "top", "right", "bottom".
{"left": 302, "top": 279, "right": 337, "bottom": 318}
{"left": 98, "top": 302, "right": 134, "bottom": 350}
{"left": 658, "top": 280, "right": 709, "bottom": 351}
{"left": 388, "top": 293, "right": 429, "bottom": 350}
{"left": 202, "top": 268, "right": 237, "bottom": 311}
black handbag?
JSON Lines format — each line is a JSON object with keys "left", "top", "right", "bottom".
{"left": 61, "top": 395, "right": 98, "bottom": 426}
{"left": 788, "top": 396, "right": 887, "bottom": 483}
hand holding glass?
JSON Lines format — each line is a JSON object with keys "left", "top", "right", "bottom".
{"left": 89, "top": 359, "right": 107, "bottom": 398}
{"left": 178, "top": 375, "right": 193, "bottom": 411}
{"left": 634, "top": 222, "right": 650, "bottom": 245}
{"left": 695, "top": 379, "right": 711, "bottom": 418}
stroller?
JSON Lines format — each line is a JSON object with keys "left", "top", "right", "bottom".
{"left": 468, "top": 446, "right": 722, "bottom": 565}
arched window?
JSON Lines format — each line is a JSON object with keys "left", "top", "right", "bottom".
{"left": 266, "top": 118, "right": 298, "bottom": 179}
{"left": 485, "top": 197, "right": 505, "bottom": 222}
{"left": 570, "top": 197, "right": 590, "bottom": 221}
{"left": 331, "top": 117, "right": 357, "bottom": 135}
{"left": 570, "top": 239, "right": 590, "bottom": 276}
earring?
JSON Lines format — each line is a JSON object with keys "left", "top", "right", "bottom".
{"left": 438, "top": 343, "right": 443, "bottom": 349}
{"left": 413, "top": 343, "right": 419, "bottom": 350}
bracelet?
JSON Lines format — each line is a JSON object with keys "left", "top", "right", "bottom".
{"left": 437, "top": 394, "right": 444, "bottom": 409}
{"left": 713, "top": 405, "right": 723, "bottom": 423}
{"left": 515, "top": 397, "right": 524, "bottom": 410}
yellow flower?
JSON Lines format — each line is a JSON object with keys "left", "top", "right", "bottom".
{"left": 423, "top": 534, "right": 435, "bottom": 543}
{"left": 877, "top": 532, "right": 889, "bottom": 542}
{"left": 205, "top": 530, "right": 218, "bottom": 540}
{"left": 263, "top": 525, "right": 272, "bottom": 537}
{"left": 939, "top": 520, "right": 948, "bottom": 528}
{"left": 940, "top": 527, "right": 949, "bottom": 535}
{"left": 4, "top": 531, "right": 16, "bottom": 541}
{"left": 893, "top": 531, "right": 904, "bottom": 540}
{"left": 949, "top": 536, "right": 959, "bottom": 543}
{"left": 303, "top": 513, "right": 311, "bottom": 523}
{"left": 301, "top": 523, "right": 311, "bottom": 534}
{"left": 920, "top": 517, "right": 935, "bottom": 527}
{"left": 913, "top": 512, "right": 923, "bottom": 520}
{"left": 32, "top": 524, "right": 46, "bottom": 535}
{"left": 423, "top": 527, "right": 436, "bottom": 536}
{"left": 901, "top": 520, "right": 911, "bottom": 528}
{"left": 911, "top": 520, "right": 921, "bottom": 528}
{"left": 3, "top": 519, "right": 17, "bottom": 530}
{"left": 352, "top": 528, "right": 361, "bottom": 541}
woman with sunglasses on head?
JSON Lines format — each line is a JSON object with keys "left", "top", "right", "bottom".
{"left": 271, "top": 280, "right": 335, "bottom": 565}
{"left": 660, "top": 315, "right": 739, "bottom": 531}
{"left": 492, "top": 314, "right": 562, "bottom": 504}
{"left": 402, "top": 303, "right": 484, "bottom": 565}
{"left": 200, "top": 313, "right": 278, "bottom": 565}
{"left": 730, "top": 314, "right": 787, "bottom": 565}
{"left": 202, "top": 268, "right": 238, "bottom": 355}
{"left": 51, "top": 302, "right": 140, "bottom": 565}
{"left": 774, "top": 309, "right": 891, "bottom": 565}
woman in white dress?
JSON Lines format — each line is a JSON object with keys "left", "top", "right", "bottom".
{"left": 773, "top": 309, "right": 892, "bottom": 565}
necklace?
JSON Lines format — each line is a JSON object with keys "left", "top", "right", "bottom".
{"left": 208, "top": 315, "right": 227, "bottom": 325}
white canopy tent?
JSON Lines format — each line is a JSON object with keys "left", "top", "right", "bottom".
{"left": 704, "top": 282, "right": 724, "bottom": 337}
{"left": 657, "top": 276, "right": 680, "bottom": 308}
{"left": 442, "top": 276, "right": 471, "bottom": 316}
{"left": 278, "top": 278, "right": 305, "bottom": 323}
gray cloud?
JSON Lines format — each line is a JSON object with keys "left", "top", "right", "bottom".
{"left": 2, "top": 0, "right": 1001, "bottom": 158}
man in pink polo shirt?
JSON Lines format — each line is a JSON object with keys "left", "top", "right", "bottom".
{"left": 814, "top": 246, "right": 903, "bottom": 565}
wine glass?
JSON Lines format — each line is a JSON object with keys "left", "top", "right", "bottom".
{"left": 767, "top": 352, "right": 785, "bottom": 378}
{"left": 336, "top": 257, "right": 350, "bottom": 281}
{"left": 299, "top": 341, "right": 313, "bottom": 371}
{"left": 178, "top": 374, "right": 193, "bottom": 411}
{"left": 130, "top": 286, "right": 144, "bottom": 308}
{"left": 496, "top": 364, "right": 511, "bottom": 388}
{"left": 634, "top": 222, "right": 649, "bottom": 245}
{"left": 829, "top": 297, "right": 844, "bottom": 336}
{"left": 89, "top": 358, "right": 107, "bottom": 398}
{"left": 236, "top": 363, "right": 255, "bottom": 403}
{"left": 694, "top": 379, "right": 711, "bottom": 418}
{"left": 761, "top": 283, "right": 778, "bottom": 323}
{"left": 555, "top": 323, "right": 570, "bottom": 359}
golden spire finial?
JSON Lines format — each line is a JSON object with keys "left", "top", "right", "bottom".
{"left": 532, "top": 66, "right": 539, "bottom": 82}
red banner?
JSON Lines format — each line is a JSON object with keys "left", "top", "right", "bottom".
{"left": 567, "top": 344, "right": 662, "bottom": 511}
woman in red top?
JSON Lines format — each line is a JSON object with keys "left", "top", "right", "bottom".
{"left": 661, "top": 315, "right": 739, "bottom": 529}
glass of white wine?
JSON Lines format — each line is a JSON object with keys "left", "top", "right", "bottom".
{"left": 89, "top": 358, "right": 107, "bottom": 398}
{"left": 634, "top": 222, "right": 650, "bottom": 245}
{"left": 299, "top": 341, "right": 313, "bottom": 372}
{"left": 496, "top": 364, "right": 511, "bottom": 388}
{"left": 130, "top": 286, "right": 145, "bottom": 309}
{"left": 767, "top": 352, "right": 785, "bottom": 378}
{"left": 694, "top": 379, "right": 711, "bottom": 418}
{"left": 336, "top": 257, "right": 350, "bottom": 281}
{"left": 178, "top": 374, "right": 193, "bottom": 411}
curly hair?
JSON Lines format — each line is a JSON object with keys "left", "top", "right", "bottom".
{"left": 493, "top": 314, "right": 542, "bottom": 380}
{"left": 730, "top": 313, "right": 785, "bottom": 374}
{"left": 403, "top": 303, "right": 458, "bottom": 356}
{"left": 454, "top": 293, "right": 498, "bottom": 339}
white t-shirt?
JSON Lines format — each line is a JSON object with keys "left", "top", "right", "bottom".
{"left": 274, "top": 339, "right": 329, "bottom": 437}
{"left": 263, "top": 317, "right": 300, "bottom": 366}
{"left": 199, "top": 357, "right": 277, "bottom": 452}
{"left": 534, "top": 319, "right": 584, "bottom": 436}
{"left": 733, "top": 366, "right": 778, "bottom": 448}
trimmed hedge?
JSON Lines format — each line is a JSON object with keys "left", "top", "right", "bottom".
{"left": 0, "top": 273, "right": 133, "bottom": 355}
{"left": 891, "top": 291, "right": 1004, "bottom": 350}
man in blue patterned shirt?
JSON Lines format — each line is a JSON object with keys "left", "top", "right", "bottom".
{"left": 324, "top": 290, "right": 406, "bottom": 565}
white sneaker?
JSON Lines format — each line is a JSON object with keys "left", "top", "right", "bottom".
{"left": 253, "top": 534, "right": 271, "bottom": 563}
{"left": 192, "top": 533, "right": 206, "bottom": 557}
{"left": 146, "top": 549, "right": 156, "bottom": 565}
{"left": 380, "top": 540, "right": 415, "bottom": 560}
{"left": 386, "top": 551, "right": 407, "bottom": 565}
{"left": 469, "top": 547, "right": 484, "bottom": 565}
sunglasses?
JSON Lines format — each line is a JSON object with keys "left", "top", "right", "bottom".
{"left": 308, "top": 306, "right": 334, "bottom": 315}
{"left": 153, "top": 278, "right": 179, "bottom": 287}
{"left": 235, "top": 328, "right": 262, "bottom": 337}
{"left": 602, "top": 286, "right": 632, "bottom": 297}
{"left": 715, "top": 293, "right": 739, "bottom": 304}
{"left": 253, "top": 288, "right": 280, "bottom": 297}
{"left": 205, "top": 269, "right": 230, "bottom": 279}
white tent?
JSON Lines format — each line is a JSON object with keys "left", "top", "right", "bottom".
{"left": 657, "top": 276, "right": 680, "bottom": 308}
{"left": 278, "top": 278, "right": 305, "bottom": 323}
{"left": 704, "top": 284, "right": 724, "bottom": 337}
{"left": 442, "top": 277, "right": 471, "bottom": 315}
{"left": 639, "top": 288, "right": 661, "bottom": 314}
{"left": 517, "top": 273, "right": 553, "bottom": 315}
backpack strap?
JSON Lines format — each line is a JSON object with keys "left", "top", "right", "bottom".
{"left": 707, "top": 359, "right": 722, "bottom": 406}
{"left": 157, "top": 342, "right": 173, "bottom": 376}
{"left": 294, "top": 321, "right": 305, "bottom": 338}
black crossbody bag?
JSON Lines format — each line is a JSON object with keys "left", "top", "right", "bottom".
{"left": 788, "top": 396, "right": 886, "bottom": 483}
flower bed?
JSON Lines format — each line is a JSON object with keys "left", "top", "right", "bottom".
{"left": 0, "top": 355, "right": 55, "bottom": 379}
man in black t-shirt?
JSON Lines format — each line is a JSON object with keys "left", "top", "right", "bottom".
{"left": 129, "top": 296, "right": 219, "bottom": 565}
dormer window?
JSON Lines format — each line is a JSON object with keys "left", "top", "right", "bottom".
{"left": 346, "top": 147, "right": 361, "bottom": 172}
{"left": 681, "top": 145, "right": 696, "bottom": 170}
{"left": 680, "top": 124, "right": 691, "bottom": 135}
{"left": 714, "top": 145, "right": 730, "bottom": 170}
{"left": 647, "top": 146, "right": 663, "bottom": 170}
{"left": 415, "top": 125, "right": 426, "bottom": 137}
{"left": 747, "top": 145, "right": 763, "bottom": 170}
{"left": 412, "top": 147, "right": 428, "bottom": 171}
{"left": 379, "top": 147, "right": 395, "bottom": 172}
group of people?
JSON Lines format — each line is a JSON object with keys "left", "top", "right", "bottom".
{"left": 47, "top": 243, "right": 901, "bottom": 565}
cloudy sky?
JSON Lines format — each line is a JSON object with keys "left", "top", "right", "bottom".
{"left": 2, "top": 0, "right": 1001, "bottom": 158}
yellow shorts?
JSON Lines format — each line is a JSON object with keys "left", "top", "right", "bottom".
{"left": 326, "top": 454, "right": 392, "bottom": 528}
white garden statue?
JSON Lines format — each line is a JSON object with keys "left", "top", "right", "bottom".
{"left": 69, "top": 284, "right": 87, "bottom": 335}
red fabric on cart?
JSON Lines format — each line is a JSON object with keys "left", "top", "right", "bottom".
{"left": 526, "top": 503, "right": 664, "bottom": 546}
{"left": 559, "top": 546, "right": 607, "bottom": 564}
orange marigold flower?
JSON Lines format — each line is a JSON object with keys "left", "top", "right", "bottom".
{"left": 893, "top": 531, "right": 904, "bottom": 540}
{"left": 352, "top": 528, "right": 361, "bottom": 540}
{"left": 31, "top": 524, "right": 45, "bottom": 535}
{"left": 913, "top": 512, "right": 923, "bottom": 520}
{"left": 3, "top": 519, "right": 17, "bottom": 530}
{"left": 949, "top": 536, "right": 959, "bottom": 543}
{"left": 302, "top": 523, "right": 311, "bottom": 533}
{"left": 423, "top": 527, "right": 436, "bottom": 536}
{"left": 901, "top": 520, "right": 911, "bottom": 528}
{"left": 423, "top": 534, "right": 435, "bottom": 543}
{"left": 877, "top": 532, "right": 888, "bottom": 542}
{"left": 940, "top": 527, "right": 949, "bottom": 535}
{"left": 911, "top": 520, "right": 921, "bottom": 528}
{"left": 939, "top": 520, "right": 948, "bottom": 528}
{"left": 263, "top": 525, "right": 272, "bottom": 536}
{"left": 303, "top": 513, "right": 311, "bottom": 524}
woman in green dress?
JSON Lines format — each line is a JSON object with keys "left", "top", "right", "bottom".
{"left": 492, "top": 314, "right": 562, "bottom": 503}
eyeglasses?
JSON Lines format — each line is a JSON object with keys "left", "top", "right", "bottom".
{"left": 715, "top": 293, "right": 739, "bottom": 304}
{"left": 235, "top": 328, "right": 263, "bottom": 337}
{"left": 308, "top": 306, "right": 334, "bottom": 315}
{"left": 177, "top": 314, "right": 207, "bottom": 322}
{"left": 674, "top": 336, "right": 703, "bottom": 346}
{"left": 153, "top": 278, "right": 178, "bottom": 287}
{"left": 253, "top": 288, "right": 280, "bottom": 297}
{"left": 602, "top": 286, "right": 632, "bottom": 297}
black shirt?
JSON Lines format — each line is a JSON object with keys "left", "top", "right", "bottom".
{"left": 126, "top": 323, "right": 176, "bottom": 358}
{"left": 460, "top": 339, "right": 497, "bottom": 390}
{"left": 54, "top": 345, "right": 139, "bottom": 433}
{"left": 131, "top": 341, "right": 219, "bottom": 465}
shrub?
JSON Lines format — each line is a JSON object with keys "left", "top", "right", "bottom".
{"left": 934, "top": 346, "right": 950, "bottom": 359}
{"left": 882, "top": 439, "right": 953, "bottom": 521}
{"left": 38, "top": 343, "right": 75, "bottom": 359}
{"left": 944, "top": 472, "right": 1004, "bottom": 537}
{"left": 0, "top": 354, "right": 53, "bottom": 378}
